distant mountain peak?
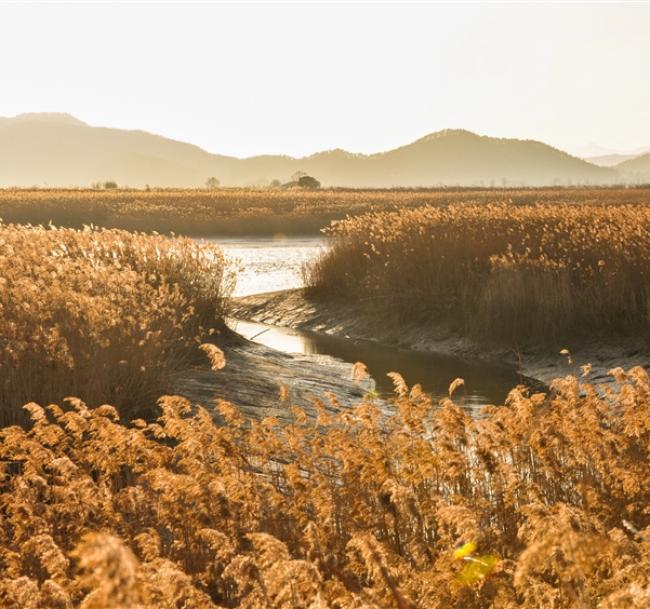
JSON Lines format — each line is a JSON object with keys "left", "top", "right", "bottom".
{"left": 306, "top": 148, "right": 359, "bottom": 160}
{"left": 1, "top": 112, "right": 87, "bottom": 127}
{"left": 417, "top": 129, "right": 478, "bottom": 142}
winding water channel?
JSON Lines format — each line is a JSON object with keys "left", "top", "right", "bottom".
{"left": 209, "top": 236, "right": 523, "bottom": 409}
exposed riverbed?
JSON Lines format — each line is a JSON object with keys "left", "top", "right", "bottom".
{"left": 207, "top": 236, "right": 535, "bottom": 411}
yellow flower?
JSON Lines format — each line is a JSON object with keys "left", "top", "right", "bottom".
{"left": 457, "top": 554, "right": 499, "bottom": 585}
{"left": 453, "top": 541, "right": 477, "bottom": 560}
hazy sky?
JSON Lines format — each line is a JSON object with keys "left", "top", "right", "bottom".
{"left": 1, "top": 2, "right": 649, "bottom": 158}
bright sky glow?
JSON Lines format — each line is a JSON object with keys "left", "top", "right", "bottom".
{"left": 1, "top": 2, "right": 649, "bottom": 158}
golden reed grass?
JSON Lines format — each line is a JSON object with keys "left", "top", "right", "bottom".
{"left": 306, "top": 202, "right": 650, "bottom": 345}
{"left": 0, "top": 223, "right": 233, "bottom": 427}
{"left": 1, "top": 207, "right": 649, "bottom": 607}
{"left": 1, "top": 368, "right": 649, "bottom": 608}
{"left": 1, "top": 186, "right": 649, "bottom": 236}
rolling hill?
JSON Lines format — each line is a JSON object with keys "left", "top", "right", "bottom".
{"left": 615, "top": 152, "right": 650, "bottom": 183}
{"left": 0, "top": 113, "right": 619, "bottom": 188}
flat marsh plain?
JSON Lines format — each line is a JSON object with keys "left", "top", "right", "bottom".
{"left": 1, "top": 186, "right": 650, "bottom": 608}
{"left": 2, "top": 185, "right": 650, "bottom": 235}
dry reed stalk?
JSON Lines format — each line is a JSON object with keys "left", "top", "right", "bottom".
{"left": 1, "top": 366, "right": 648, "bottom": 607}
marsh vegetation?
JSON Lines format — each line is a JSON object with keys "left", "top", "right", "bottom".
{"left": 1, "top": 188, "right": 649, "bottom": 608}
{"left": 306, "top": 202, "right": 650, "bottom": 346}
{"left": 0, "top": 224, "right": 232, "bottom": 427}
{"left": 2, "top": 368, "right": 649, "bottom": 608}
{"left": 1, "top": 186, "right": 649, "bottom": 235}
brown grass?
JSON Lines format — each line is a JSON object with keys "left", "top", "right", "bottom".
{"left": 1, "top": 186, "right": 650, "bottom": 236}
{"left": 306, "top": 202, "right": 650, "bottom": 346}
{"left": 1, "top": 367, "right": 649, "bottom": 608}
{"left": 0, "top": 223, "right": 233, "bottom": 427}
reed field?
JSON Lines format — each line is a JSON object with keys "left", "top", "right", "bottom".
{"left": 0, "top": 223, "right": 233, "bottom": 427}
{"left": 1, "top": 368, "right": 650, "bottom": 608}
{"left": 306, "top": 202, "right": 650, "bottom": 345}
{"left": 1, "top": 186, "right": 649, "bottom": 236}
{"left": 1, "top": 198, "right": 649, "bottom": 607}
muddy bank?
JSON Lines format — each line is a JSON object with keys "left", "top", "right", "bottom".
{"left": 231, "top": 289, "right": 648, "bottom": 388}
{"left": 172, "top": 329, "right": 376, "bottom": 423}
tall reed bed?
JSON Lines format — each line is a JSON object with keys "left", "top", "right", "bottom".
{"left": 1, "top": 187, "right": 649, "bottom": 235}
{"left": 1, "top": 368, "right": 649, "bottom": 608}
{"left": 0, "top": 224, "right": 233, "bottom": 426}
{"left": 307, "top": 203, "right": 650, "bottom": 345}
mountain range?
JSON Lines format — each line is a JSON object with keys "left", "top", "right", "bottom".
{"left": 1, "top": 113, "right": 648, "bottom": 188}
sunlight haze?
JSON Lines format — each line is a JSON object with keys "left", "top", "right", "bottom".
{"left": 3, "top": 4, "right": 650, "bottom": 603}
{"left": 2, "top": 2, "right": 649, "bottom": 157}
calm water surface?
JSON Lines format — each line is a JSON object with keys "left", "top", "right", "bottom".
{"left": 209, "top": 236, "right": 327, "bottom": 297}
{"left": 207, "top": 235, "right": 523, "bottom": 408}
{"left": 228, "top": 317, "right": 524, "bottom": 410}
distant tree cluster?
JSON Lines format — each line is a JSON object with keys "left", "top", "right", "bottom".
{"left": 297, "top": 175, "right": 321, "bottom": 189}
{"left": 277, "top": 171, "right": 321, "bottom": 190}
{"left": 91, "top": 181, "right": 118, "bottom": 190}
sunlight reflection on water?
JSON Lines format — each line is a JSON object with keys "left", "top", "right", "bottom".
{"left": 227, "top": 317, "right": 524, "bottom": 410}
{"left": 207, "top": 235, "right": 327, "bottom": 297}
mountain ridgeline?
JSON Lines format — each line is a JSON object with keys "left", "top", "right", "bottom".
{"left": 0, "top": 113, "right": 646, "bottom": 188}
